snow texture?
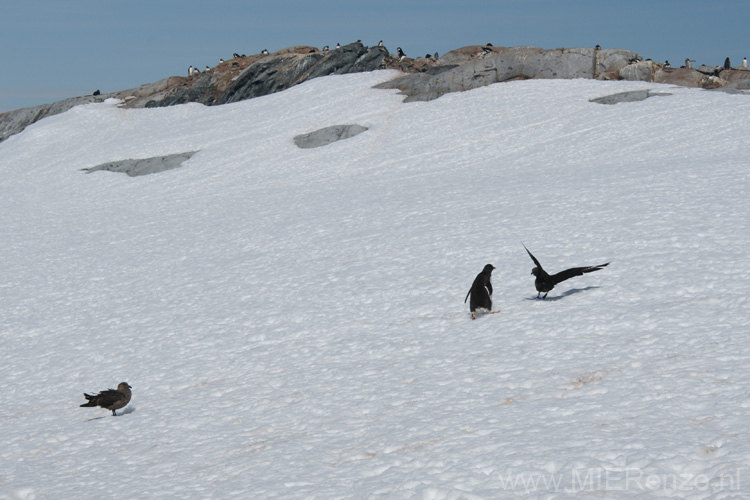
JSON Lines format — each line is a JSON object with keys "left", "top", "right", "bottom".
{"left": 1, "top": 72, "right": 749, "bottom": 499}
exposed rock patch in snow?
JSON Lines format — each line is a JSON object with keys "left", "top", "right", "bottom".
{"left": 81, "top": 151, "right": 197, "bottom": 177}
{"left": 293, "top": 124, "right": 368, "bottom": 149}
{"left": 589, "top": 90, "right": 672, "bottom": 104}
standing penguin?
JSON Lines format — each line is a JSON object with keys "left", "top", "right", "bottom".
{"left": 465, "top": 264, "right": 499, "bottom": 320}
{"left": 397, "top": 47, "right": 406, "bottom": 61}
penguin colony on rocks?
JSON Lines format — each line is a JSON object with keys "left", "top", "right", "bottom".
{"left": 187, "top": 40, "right": 443, "bottom": 80}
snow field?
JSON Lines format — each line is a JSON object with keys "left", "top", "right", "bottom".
{"left": 1, "top": 71, "right": 749, "bottom": 499}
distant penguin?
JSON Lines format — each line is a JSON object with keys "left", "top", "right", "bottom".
{"left": 482, "top": 46, "right": 493, "bottom": 54}
{"left": 486, "top": 42, "right": 493, "bottom": 47}
{"left": 744, "top": 57, "right": 748, "bottom": 69}
{"left": 322, "top": 45, "right": 329, "bottom": 52}
{"left": 434, "top": 52, "right": 439, "bottom": 60}
{"left": 205, "top": 65, "right": 211, "bottom": 72}
{"left": 397, "top": 47, "right": 406, "bottom": 61}
{"left": 233, "top": 53, "right": 240, "bottom": 58}
{"left": 465, "top": 264, "right": 498, "bottom": 320}
{"left": 685, "top": 58, "right": 692, "bottom": 70}
{"left": 595, "top": 44, "right": 601, "bottom": 50}
{"left": 378, "top": 40, "right": 383, "bottom": 47}
{"left": 336, "top": 42, "right": 341, "bottom": 49}
{"left": 261, "top": 49, "right": 269, "bottom": 55}
{"left": 724, "top": 57, "right": 731, "bottom": 70}
{"left": 219, "top": 58, "right": 224, "bottom": 64}
{"left": 92, "top": 89, "right": 100, "bottom": 96}
{"left": 665, "top": 60, "right": 671, "bottom": 68}
{"left": 188, "top": 65, "right": 194, "bottom": 76}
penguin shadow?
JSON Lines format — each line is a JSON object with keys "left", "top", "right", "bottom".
{"left": 525, "top": 286, "right": 601, "bottom": 301}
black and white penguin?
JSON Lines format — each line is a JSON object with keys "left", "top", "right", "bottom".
{"left": 261, "top": 49, "right": 269, "bottom": 55}
{"left": 397, "top": 47, "right": 406, "bottom": 61}
{"left": 92, "top": 89, "right": 100, "bottom": 96}
{"left": 205, "top": 65, "right": 211, "bottom": 72}
{"left": 464, "top": 264, "right": 498, "bottom": 320}
{"left": 378, "top": 40, "right": 383, "bottom": 47}
{"left": 219, "top": 58, "right": 225, "bottom": 64}
{"left": 664, "top": 60, "right": 671, "bottom": 68}
{"left": 336, "top": 42, "right": 341, "bottom": 49}
{"left": 188, "top": 65, "right": 194, "bottom": 76}
{"left": 595, "top": 44, "right": 601, "bottom": 50}
{"left": 744, "top": 57, "right": 748, "bottom": 69}
{"left": 322, "top": 45, "right": 329, "bottom": 52}
{"left": 233, "top": 53, "right": 240, "bottom": 58}
{"left": 724, "top": 57, "right": 731, "bottom": 70}
{"left": 434, "top": 52, "right": 439, "bottom": 60}
{"left": 685, "top": 58, "right": 693, "bottom": 70}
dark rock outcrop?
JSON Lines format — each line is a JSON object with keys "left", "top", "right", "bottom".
{"left": 81, "top": 151, "right": 197, "bottom": 177}
{"left": 294, "top": 124, "right": 369, "bottom": 149}
{"left": 150, "top": 42, "right": 390, "bottom": 107}
{"left": 375, "top": 46, "right": 643, "bottom": 102}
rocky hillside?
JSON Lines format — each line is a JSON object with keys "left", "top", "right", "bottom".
{"left": 2, "top": 41, "right": 749, "bottom": 143}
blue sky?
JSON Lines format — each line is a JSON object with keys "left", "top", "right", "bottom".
{"left": 2, "top": 0, "right": 748, "bottom": 113}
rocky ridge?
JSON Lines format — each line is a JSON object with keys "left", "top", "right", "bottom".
{"left": 2, "top": 42, "right": 749, "bottom": 143}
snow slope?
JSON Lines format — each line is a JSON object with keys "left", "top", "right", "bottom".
{"left": 1, "top": 71, "right": 749, "bottom": 499}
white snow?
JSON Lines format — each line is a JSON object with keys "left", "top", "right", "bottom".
{"left": 1, "top": 70, "right": 749, "bottom": 499}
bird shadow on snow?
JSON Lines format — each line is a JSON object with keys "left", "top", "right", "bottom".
{"left": 85, "top": 406, "right": 135, "bottom": 421}
{"left": 524, "top": 286, "right": 601, "bottom": 302}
